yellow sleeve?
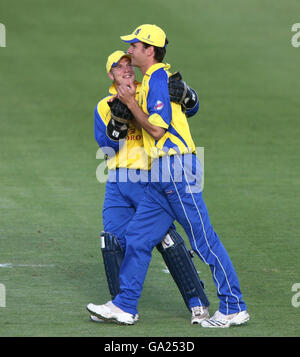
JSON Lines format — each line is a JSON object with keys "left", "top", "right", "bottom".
{"left": 148, "top": 113, "right": 169, "bottom": 129}
{"left": 96, "top": 96, "right": 112, "bottom": 126}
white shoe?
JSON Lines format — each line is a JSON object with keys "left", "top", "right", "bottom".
{"left": 191, "top": 306, "right": 210, "bottom": 324}
{"left": 90, "top": 315, "right": 105, "bottom": 323}
{"left": 90, "top": 313, "right": 139, "bottom": 323}
{"left": 201, "top": 310, "right": 250, "bottom": 328}
{"left": 86, "top": 301, "right": 135, "bottom": 325}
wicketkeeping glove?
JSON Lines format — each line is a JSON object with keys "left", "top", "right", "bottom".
{"left": 106, "top": 98, "right": 133, "bottom": 141}
{"left": 168, "top": 72, "right": 198, "bottom": 112}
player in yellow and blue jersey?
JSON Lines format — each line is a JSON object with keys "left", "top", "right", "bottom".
{"left": 90, "top": 50, "right": 210, "bottom": 324}
{"left": 87, "top": 25, "right": 250, "bottom": 328}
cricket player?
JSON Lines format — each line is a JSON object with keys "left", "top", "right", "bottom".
{"left": 87, "top": 25, "right": 250, "bottom": 328}
{"left": 89, "top": 50, "right": 209, "bottom": 324}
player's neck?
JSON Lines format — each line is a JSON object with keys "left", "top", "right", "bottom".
{"left": 140, "top": 59, "right": 158, "bottom": 76}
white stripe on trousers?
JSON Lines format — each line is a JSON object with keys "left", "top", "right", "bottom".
{"left": 167, "top": 155, "right": 242, "bottom": 313}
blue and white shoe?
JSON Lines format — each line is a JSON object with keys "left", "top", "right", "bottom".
{"left": 90, "top": 312, "right": 139, "bottom": 323}
{"left": 201, "top": 310, "right": 250, "bottom": 328}
{"left": 87, "top": 301, "right": 136, "bottom": 325}
{"left": 191, "top": 306, "right": 210, "bottom": 324}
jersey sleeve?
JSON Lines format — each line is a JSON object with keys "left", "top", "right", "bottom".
{"left": 147, "top": 68, "right": 172, "bottom": 129}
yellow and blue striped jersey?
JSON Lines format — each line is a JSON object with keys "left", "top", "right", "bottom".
{"left": 138, "top": 63, "right": 196, "bottom": 158}
{"left": 95, "top": 83, "right": 150, "bottom": 170}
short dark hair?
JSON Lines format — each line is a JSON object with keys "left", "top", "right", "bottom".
{"left": 142, "top": 38, "right": 169, "bottom": 62}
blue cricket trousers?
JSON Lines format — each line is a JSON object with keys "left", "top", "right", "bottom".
{"left": 102, "top": 168, "right": 204, "bottom": 309}
{"left": 102, "top": 169, "right": 149, "bottom": 249}
{"left": 113, "top": 154, "right": 247, "bottom": 315}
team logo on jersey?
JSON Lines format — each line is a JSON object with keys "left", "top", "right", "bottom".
{"left": 154, "top": 100, "right": 164, "bottom": 111}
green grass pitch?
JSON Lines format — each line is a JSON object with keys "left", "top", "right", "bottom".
{"left": 0, "top": 0, "right": 300, "bottom": 337}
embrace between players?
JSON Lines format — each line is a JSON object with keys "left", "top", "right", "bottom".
{"left": 87, "top": 24, "right": 250, "bottom": 328}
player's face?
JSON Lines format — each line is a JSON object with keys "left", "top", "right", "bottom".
{"left": 127, "top": 42, "right": 147, "bottom": 68}
{"left": 111, "top": 57, "right": 135, "bottom": 86}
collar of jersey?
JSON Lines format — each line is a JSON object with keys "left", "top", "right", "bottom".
{"left": 145, "top": 62, "right": 171, "bottom": 77}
